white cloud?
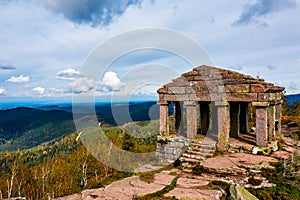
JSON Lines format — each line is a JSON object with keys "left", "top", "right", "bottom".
{"left": 32, "top": 86, "right": 45, "bottom": 96}
{"left": 0, "top": 87, "right": 6, "bottom": 95}
{"left": 71, "top": 77, "right": 95, "bottom": 94}
{"left": 98, "top": 71, "right": 124, "bottom": 93}
{"left": 6, "top": 75, "right": 30, "bottom": 83}
{"left": 56, "top": 68, "right": 80, "bottom": 80}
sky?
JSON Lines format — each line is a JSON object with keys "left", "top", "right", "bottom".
{"left": 0, "top": 0, "right": 300, "bottom": 103}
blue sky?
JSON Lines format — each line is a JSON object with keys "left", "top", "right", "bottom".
{"left": 0, "top": 0, "right": 300, "bottom": 102}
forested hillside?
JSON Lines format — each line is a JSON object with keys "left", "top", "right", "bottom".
{"left": 0, "top": 107, "right": 76, "bottom": 152}
{"left": 0, "top": 121, "right": 159, "bottom": 199}
{"left": 0, "top": 102, "right": 160, "bottom": 152}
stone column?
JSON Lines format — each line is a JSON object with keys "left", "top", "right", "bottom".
{"left": 158, "top": 100, "right": 169, "bottom": 136}
{"left": 275, "top": 102, "right": 282, "bottom": 136}
{"left": 211, "top": 102, "right": 218, "bottom": 133}
{"left": 268, "top": 104, "right": 276, "bottom": 141}
{"left": 230, "top": 102, "right": 240, "bottom": 138}
{"left": 185, "top": 101, "right": 197, "bottom": 139}
{"left": 215, "top": 101, "right": 230, "bottom": 145}
{"left": 200, "top": 102, "right": 210, "bottom": 135}
{"left": 174, "top": 101, "right": 182, "bottom": 133}
{"left": 253, "top": 102, "right": 269, "bottom": 147}
{"left": 240, "top": 103, "right": 249, "bottom": 133}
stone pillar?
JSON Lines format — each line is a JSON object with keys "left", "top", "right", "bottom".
{"left": 200, "top": 102, "right": 210, "bottom": 135}
{"left": 185, "top": 101, "right": 197, "bottom": 139}
{"left": 268, "top": 104, "right": 276, "bottom": 141}
{"left": 230, "top": 102, "right": 240, "bottom": 139}
{"left": 253, "top": 102, "right": 269, "bottom": 147}
{"left": 275, "top": 102, "right": 282, "bottom": 136}
{"left": 240, "top": 103, "right": 249, "bottom": 133}
{"left": 158, "top": 100, "right": 169, "bottom": 136}
{"left": 211, "top": 102, "right": 218, "bottom": 133}
{"left": 197, "top": 103, "right": 201, "bottom": 133}
{"left": 174, "top": 101, "right": 182, "bottom": 133}
{"left": 215, "top": 101, "right": 230, "bottom": 145}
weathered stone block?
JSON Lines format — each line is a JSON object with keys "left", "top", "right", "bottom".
{"left": 157, "top": 87, "right": 167, "bottom": 94}
{"left": 185, "top": 87, "right": 192, "bottom": 94}
{"left": 181, "top": 71, "right": 198, "bottom": 77}
{"left": 168, "top": 87, "right": 186, "bottom": 94}
{"left": 207, "top": 85, "right": 219, "bottom": 93}
{"left": 194, "top": 85, "right": 209, "bottom": 93}
{"left": 227, "top": 84, "right": 251, "bottom": 93}
{"left": 165, "top": 81, "right": 190, "bottom": 87}
{"left": 222, "top": 93, "right": 257, "bottom": 102}
{"left": 252, "top": 102, "right": 269, "bottom": 107}
{"left": 250, "top": 84, "right": 268, "bottom": 93}
{"left": 257, "top": 93, "right": 269, "bottom": 101}
{"left": 163, "top": 94, "right": 177, "bottom": 101}
{"left": 268, "top": 93, "right": 277, "bottom": 101}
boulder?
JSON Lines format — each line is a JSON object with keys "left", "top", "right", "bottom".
{"left": 229, "top": 184, "right": 258, "bottom": 200}
{"left": 216, "top": 142, "right": 227, "bottom": 152}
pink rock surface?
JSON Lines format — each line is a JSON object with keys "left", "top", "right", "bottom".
{"left": 202, "top": 153, "right": 278, "bottom": 169}
{"left": 56, "top": 173, "right": 175, "bottom": 200}
{"left": 176, "top": 177, "right": 209, "bottom": 188}
{"left": 165, "top": 188, "right": 222, "bottom": 200}
{"left": 271, "top": 150, "right": 291, "bottom": 160}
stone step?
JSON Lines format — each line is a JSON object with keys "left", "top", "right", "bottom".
{"left": 182, "top": 153, "right": 205, "bottom": 160}
{"left": 191, "top": 142, "right": 216, "bottom": 147}
{"left": 180, "top": 157, "right": 202, "bottom": 164}
{"left": 190, "top": 143, "right": 215, "bottom": 150}
{"left": 182, "top": 168, "right": 193, "bottom": 173}
{"left": 182, "top": 151, "right": 214, "bottom": 159}
{"left": 187, "top": 148, "right": 215, "bottom": 154}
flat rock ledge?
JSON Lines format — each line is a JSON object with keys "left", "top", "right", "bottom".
{"left": 55, "top": 173, "right": 175, "bottom": 200}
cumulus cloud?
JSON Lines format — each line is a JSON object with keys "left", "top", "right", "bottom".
{"left": 44, "top": 0, "right": 144, "bottom": 27}
{"left": 98, "top": 71, "right": 124, "bottom": 93}
{"left": 71, "top": 77, "right": 95, "bottom": 94}
{"left": 0, "top": 87, "right": 6, "bottom": 95}
{"left": 6, "top": 75, "right": 30, "bottom": 83}
{"left": 32, "top": 86, "right": 45, "bottom": 96}
{"left": 56, "top": 68, "right": 80, "bottom": 80}
{"left": 233, "top": 0, "right": 297, "bottom": 26}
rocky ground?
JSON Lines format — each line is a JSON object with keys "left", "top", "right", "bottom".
{"left": 56, "top": 129, "right": 300, "bottom": 200}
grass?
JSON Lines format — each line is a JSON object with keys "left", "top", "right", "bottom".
{"left": 133, "top": 176, "right": 179, "bottom": 200}
{"left": 248, "top": 162, "right": 300, "bottom": 200}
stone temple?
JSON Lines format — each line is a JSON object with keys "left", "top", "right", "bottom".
{"left": 157, "top": 65, "right": 285, "bottom": 148}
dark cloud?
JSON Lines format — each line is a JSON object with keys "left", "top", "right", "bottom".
{"left": 233, "top": 0, "right": 296, "bottom": 26}
{"left": 44, "top": 0, "right": 144, "bottom": 27}
{"left": 0, "top": 65, "right": 17, "bottom": 70}
{"left": 0, "top": 60, "right": 17, "bottom": 70}
{"left": 266, "top": 65, "right": 276, "bottom": 71}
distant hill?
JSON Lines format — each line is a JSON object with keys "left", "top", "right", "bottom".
{"left": 0, "top": 102, "right": 161, "bottom": 152}
{"left": 286, "top": 94, "right": 300, "bottom": 104}
{"left": 0, "top": 107, "right": 76, "bottom": 152}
